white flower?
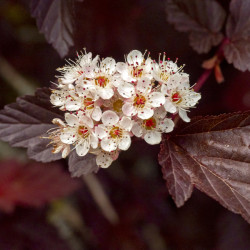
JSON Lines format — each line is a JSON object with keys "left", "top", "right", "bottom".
{"left": 153, "top": 53, "right": 180, "bottom": 84}
{"left": 96, "top": 111, "right": 133, "bottom": 152}
{"left": 161, "top": 73, "right": 201, "bottom": 122}
{"left": 120, "top": 77, "right": 165, "bottom": 119}
{"left": 48, "top": 118, "right": 71, "bottom": 158}
{"left": 132, "top": 107, "right": 174, "bottom": 145}
{"left": 75, "top": 57, "right": 117, "bottom": 100}
{"left": 57, "top": 51, "right": 99, "bottom": 86}
{"left": 116, "top": 50, "right": 153, "bottom": 82}
{"left": 60, "top": 113, "right": 98, "bottom": 156}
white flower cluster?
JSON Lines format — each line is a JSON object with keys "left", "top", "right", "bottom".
{"left": 48, "top": 50, "right": 201, "bottom": 168}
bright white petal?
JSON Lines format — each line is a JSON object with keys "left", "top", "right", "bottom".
{"left": 118, "top": 134, "right": 131, "bottom": 150}
{"left": 79, "top": 115, "right": 94, "bottom": 128}
{"left": 137, "top": 107, "right": 154, "bottom": 119}
{"left": 179, "top": 109, "right": 190, "bottom": 122}
{"left": 96, "top": 153, "right": 113, "bottom": 168}
{"left": 60, "top": 128, "right": 77, "bottom": 144}
{"left": 52, "top": 118, "right": 65, "bottom": 127}
{"left": 158, "top": 118, "right": 175, "bottom": 133}
{"left": 101, "top": 138, "right": 117, "bottom": 152}
{"left": 90, "top": 133, "right": 98, "bottom": 149}
{"left": 116, "top": 62, "right": 127, "bottom": 74}
{"left": 149, "top": 92, "right": 165, "bottom": 107}
{"left": 65, "top": 99, "right": 81, "bottom": 111}
{"left": 122, "top": 103, "right": 136, "bottom": 117}
{"left": 101, "top": 57, "right": 116, "bottom": 74}
{"left": 119, "top": 116, "right": 133, "bottom": 131}
{"left": 118, "top": 82, "right": 135, "bottom": 98}
{"left": 95, "top": 125, "right": 108, "bottom": 139}
{"left": 91, "top": 106, "right": 102, "bottom": 121}
{"left": 65, "top": 113, "right": 79, "bottom": 127}
{"left": 50, "top": 93, "right": 65, "bottom": 106}
{"left": 98, "top": 88, "right": 114, "bottom": 100}
{"left": 154, "top": 106, "right": 167, "bottom": 119}
{"left": 76, "top": 141, "right": 90, "bottom": 156}
{"left": 102, "top": 110, "right": 119, "bottom": 126}
{"left": 131, "top": 122, "right": 143, "bottom": 137}
{"left": 62, "top": 146, "right": 70, "bottom": 158}
{"left": 144, "top": 131, "right": 162, "bottom": 145}
{"left": 136, "top": 78, "right": 152, "bottom": 93}
{"left": 164, "top": 99, "right": 177, "bottom": 113}
{"left": 127, "top": 50, "right": 143, "bottom": 65}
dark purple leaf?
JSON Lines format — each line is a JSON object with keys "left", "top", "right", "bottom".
{"left": 68, "top": 151, "right": 99, "bottom": 177}
{"left": 0, "top": 160, "right": 81, "bottom": 212}
{"left": 224, "top": 0, "right": 250, "bottom": 71}
{"left": 0, "top": 88, "right": 63, "bottom": 162}
{"left": 159, "top": 111, "right": 250, "bottom": 223}
{"left": 158, "top": 138, "right": 193, "bottom": 207}
{"left": 30, "top": 0, "right": 74, "bottom": 57}
{"left": 166, "top": 0, "right": 226, "bottom": 53}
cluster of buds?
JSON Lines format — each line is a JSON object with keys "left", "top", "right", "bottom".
{"left": 48, "top": 50, "right": 201, "bottom": 168}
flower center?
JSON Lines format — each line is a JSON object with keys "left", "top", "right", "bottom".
{"left": 172, "top": 92, "right": 182, "bottom": 104}
{"left": 134, "top": 94, "right": 146, "bottom": 108}
{"left": 143, "top": 117, "right": 157, "bottom": 130}
{"left": 131, "top": 66, "right": 143, "bottom": 78}
{"left": 113, "top": 99, "right": 123, "bottom": 113}
{"left": 109, "top": 127, "right": 123, "bottom": 139}
{"left": 83, "top": 98, "right": 95, "bottom": 110}
{"left": 95, "top": 76, "right": 109, "bottom": 87}
{"left": 78, "top": 126, "right": 89, "bottom": 138}
{"left": 160, "top": 72, "right": 169, "bottom": 82}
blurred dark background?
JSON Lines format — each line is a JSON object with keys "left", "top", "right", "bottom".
{"left": 0, "top": 0, "right": 249, "bottom": 249}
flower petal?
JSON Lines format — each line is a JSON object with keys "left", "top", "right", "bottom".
{"left": 76, "top": 140, "right": 90, "bottom": 156}
{"left": 65, "top": 113, "right": 79, "bottom": 127}
{"left": 179, "top": 109, "right": 190, "bottom": 122}
{"left": 90, "top": 133, "right": 98, "bottom": 149}
{"left": 96, "top": 125, "right": 108, "bottom": 139}
{"left": 122, "top": 103, "right": 136, "bottom": 117}
{"left": 118, "top": 134, "right": 131, "bottom": 150}
{"left": 136, "top": 78, "right": 152, "bottom": 93}
{"left": 119, "top": 116, "right": 133, "bottom": 131}
{"left": 149, "top": 92, "right": 165, "bottom": 107}
{"left": 164, "top": 99, "right": 177, "bottom": 113}
{"left": 116, "top": 62, "right": 127, "bottom": 74}
{"left": 137, "top": 107, "right": 153, "bottom": 119}
{"left": 158, "top": 118, "right": 175, "bottom": 133}
{"left": 118, "top": 82, "right": 135, "bottom": 98}
{"left": 127, "top": 50, "right": 143, "bottom": 65}
{"left": 101, "top": 57, "right": 116, "bottom": 74}
{"left": 132, "top": 122, "right": 143, "bottom": 137}
{"left": 65, "top": 99, "right": 81, "bottom": 111}
{"left": 60, "top": 128, "right": 77, "bottom": 144}
{"left": 144, "top": 131, "right": 162, "bottom": 145}
{"left": 79, "top": 115, "right": 94, "bottom": 128}
{"left": 98, "top": 88, "right": 114, "bottom": 100}
{"left": 92, "top": 106, "right": 102, "bottom": 121}
{"left": 101, "top": 138, "right": 117, "bottom": 152}
{"left": 96, "top": 152, "right": 113, "bottom": 168}
{"left": 102, "top": 110, "right": 119, "bottom": 126}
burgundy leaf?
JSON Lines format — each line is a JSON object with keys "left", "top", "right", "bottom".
{"left": 0, "top": 160, "right": 81, "bottom": 212}
{"left": 224, "top": 0, "right": 250, "bottom": 71}
{"left": 165, "top": 0, "right": 226, "bottom": 53}
{"left": 30, "top": 0, "right": 74, "bottom": 57}
{"left": 159, "top": 111, "right": 250, "bottom": 223}
{"left": 68, "top": 151, "right": 99, "bottom": 177}
{"left": 158, "top": 138, "right": 193, "bottom": 207}
{"left": 0, "top": 88, "right": 63, "bottom": 162}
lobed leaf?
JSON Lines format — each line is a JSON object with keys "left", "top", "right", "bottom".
{"left": 30, "top": 0, "right": 74, "bottom": 57}
{"left": 159, "top": 111, "right": 250, "bottom": 223}
{"left": 224, "top": 0, "right": 250, "bottom": 71}
{"left": 0, "top": 160, "right": 81, "bottom": 212}
{"left": 165, "top": 0, "right": 226, "bottom": 53}
{"left": 68, "top": 151, "right": 99, "bottom": 177}
{"left": 0, "top": 88, "right": 63, "bottom": 162}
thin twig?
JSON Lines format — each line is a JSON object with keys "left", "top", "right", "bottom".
{"left": 83, "top": 174, "right": 119, "bottom": 224}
